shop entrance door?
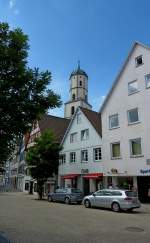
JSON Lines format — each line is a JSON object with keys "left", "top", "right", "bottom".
{"left": 137, "top": 176, "right": 150, "bottom": 203}
{"left": 83, "top": 179, "right": 90, "bottom": 196}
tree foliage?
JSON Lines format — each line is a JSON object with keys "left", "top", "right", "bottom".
{"left": 0, "top": 22, "right": 62, "bottom": 164}
{"left": 26, "top": 129, "right": 61, "bottom": 199}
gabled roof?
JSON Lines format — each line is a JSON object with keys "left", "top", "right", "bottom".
{"left": 61, "top": 107, "right": 102, "bottom": 146}
{"left": 100, "top": 41, "right": 150, "bottom": 113}
{"left": 38, "top": 114, "right": 70, "bottom": 143}
{"left": 80, "top": 107, "right": 102, "bottom": 136}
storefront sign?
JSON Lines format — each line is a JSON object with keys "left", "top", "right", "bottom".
{"left": 81, "top": 169, "right": 89, "bottom": 174}
{"left": 140, "top": 169, "right": 150, "bottom": 174}
{"left": 111, "top": 168, "right": 118, "bottom": 174}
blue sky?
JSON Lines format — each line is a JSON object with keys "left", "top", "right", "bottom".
{"left": 1, "top": 0, "right": 150, "bottom": 117}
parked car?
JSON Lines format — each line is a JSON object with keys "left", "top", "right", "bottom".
{"left": 83, "top": 189, "right": 141, "bottom": 212}
{"left": 48, "top": 188, "right": 83, "bottom": 204}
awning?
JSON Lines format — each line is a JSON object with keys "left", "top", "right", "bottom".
{"left": 62, "top": 174, "right": 79, "bottom": 179}
{"left": 83, "top": 173, "right": 103, "bottom": 179}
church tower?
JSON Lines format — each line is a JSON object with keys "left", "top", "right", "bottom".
{"left": 64, "top": 62, "right": 92, "bottom": 119}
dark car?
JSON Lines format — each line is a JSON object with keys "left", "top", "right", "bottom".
{"left": 48, "top": 188, "right": 83, "bottom": 204}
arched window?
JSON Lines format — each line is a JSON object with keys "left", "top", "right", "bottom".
{"left": 79, "top": 81, "right": 82, "bottom": 86}
{"left": 72, "top": 94, "right": 75, "bottom": 100}
{"left": 71, "top": 106, "right": 75, "bottom": 115}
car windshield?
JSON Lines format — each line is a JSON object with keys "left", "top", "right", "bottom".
{"left": 71, "top": 189, "right": 82, "bottom": 193}
{"left": 125, "top": 191, "right": 138, "bottom": 197}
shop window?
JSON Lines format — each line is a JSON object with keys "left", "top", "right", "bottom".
{"left": 25, "top": 181, "right": 29, "bottom": 191}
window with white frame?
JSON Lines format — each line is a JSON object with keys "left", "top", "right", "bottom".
{"left": 130, "top": 138, "right": 142, "bottom": 156}
{"left": 111, "top": 142, "right": 121, "bottom": 159}
{"left": 81, "top": 150, "right": 88, "bottom": 162}
{"left": 81, "top": 129, "right": 89, "bottom": 140}
{"left": 70, "top": 152, "right": 76, "bottom": 163}
{"left": 94, "top": 148, "right": 102, "bottom": 161}
{"left": 77, "top": 113, "right": 81, "bottom": 124}
{"left": 145, "top": 74, "right": 150, "bottom": 89}
{"left": 59, "top": 154, "right": 66, "bottom": 165}
{"left": 109, "top": 114, "right": 119, "bottom": 129}
{"left": 127, "top": 108, "right": 139, "bottom": 124}
{"left": 70, "top": 132, "right": 77, "bottom": 143}
{"left": 135, "top": 55, "right": 143, "bottom": 67}
{"left": 128, "top": 80, "right": 138, "bottom": 95}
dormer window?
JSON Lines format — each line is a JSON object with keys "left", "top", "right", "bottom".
{"left": 135, "top": 55, "right": 143, "bottom": 67}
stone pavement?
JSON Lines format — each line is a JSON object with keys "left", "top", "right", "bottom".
{"left": 0, "top": 192, "right": 150, "bottom": 243}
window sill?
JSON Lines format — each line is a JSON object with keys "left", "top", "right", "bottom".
{"left": 135, "top": 62, "right": 144, "bottom": 68}
{"left": 94, "top": 160, "right": 102, "bottom": 162}
{"left": 109, "top": 126, "right": 120, "bottom": 130}
{"left": 128, "top": 90, "right": 140, "bottom": 96}
{"left": 130, "top": 155, "right": 144, "bottom": 158}
{"left": 81, "top": 161, "right": 88, "bottom": 163}
{"left": 128, "top": 121, "right": 141, "bottom": 126}
{"left": 111, "top": 157, "right": 122, "bottom": 160}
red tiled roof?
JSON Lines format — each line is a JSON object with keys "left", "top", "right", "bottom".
{"left": 80, "top": 107, "right": 102, "bottom": 136}
{"left": 38, "top": 114, "right": 70, "bottom": 143}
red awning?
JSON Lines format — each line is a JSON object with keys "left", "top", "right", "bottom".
{"left": 62, "top": 174, "right": 79, "bottom": 179}
{"left": 83, "top": 173, "right": 103, "bottom": 179}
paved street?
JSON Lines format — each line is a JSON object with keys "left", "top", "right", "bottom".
{"left": 0, "top": 192, "right": 150, "bottom": 243}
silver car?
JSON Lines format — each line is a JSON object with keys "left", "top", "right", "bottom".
{"left": 48, "top": 188, "right": 83, "bottom": 204}
{"left": 83, "top": 189, "right": 141, "bottom": 212}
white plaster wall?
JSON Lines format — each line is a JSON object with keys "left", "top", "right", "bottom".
{"left": 59, "top": 108, "right": 103, "bottom": 176}
{"left": 101, "top": 44, "right": 150, "bottom": 177}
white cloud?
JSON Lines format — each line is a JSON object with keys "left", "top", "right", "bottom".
{"left": 92, "top": 95, "right": 106, "bottom": 111}
{"left": 14, "top": 9, "right": 19, "bottom": 15}
{"left": 9, "top": 0, "right": 16, "bottom": 9}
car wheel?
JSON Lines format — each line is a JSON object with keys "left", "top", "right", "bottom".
{"left": 65, "top": 197, "right": 70, "bottom": 204}
{"left": 84, "top": 199, "right": 91, "bottom": 208}
{"left": 48, "top": 196, "right": 53, "bottom": 202}
{"left": 111, "top": 202, "right": 120, "bottom": 212}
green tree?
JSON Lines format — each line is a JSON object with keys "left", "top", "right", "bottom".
{"left": 0, "top": 22, "right": 61, "bottom": 165}
{"left": 26, "top": 129, "right": 61, "bottom": 200}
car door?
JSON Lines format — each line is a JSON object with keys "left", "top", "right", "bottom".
{"left": 102, "top": 190, "right": 113, "bottom": 208}
{"left": 54, "top": 189, "right": 62, "bottom": 201}
{"left": 94, "top": 190, "right": 105, "bottom": 207}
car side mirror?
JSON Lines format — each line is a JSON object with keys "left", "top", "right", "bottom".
{"left": 92, "top": 192, "right": 96, "bottom": 196}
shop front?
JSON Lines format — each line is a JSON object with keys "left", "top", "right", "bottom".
{"left": 83, "top": 173, "right": 103, "bottom": 195}
{"left": 61, "top": 174, "right": 80, "bottom": 189}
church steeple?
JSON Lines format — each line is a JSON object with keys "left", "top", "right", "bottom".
{"left": 64, "top": 63, "right": 92, "bottom": 119}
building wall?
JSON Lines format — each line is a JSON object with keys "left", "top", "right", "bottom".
{"left": 64, "top": 100, "right": 91, "bottom": 119}
{"left": 59, "top": 108, "right": 103, "bottom": 191}
{"left": 101, "top": 44, "right": 150, "bottom": 179}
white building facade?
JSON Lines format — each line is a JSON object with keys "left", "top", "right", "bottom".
{"left": 101, "top": 42, "right": 150, "bottom": 202}
{"left": 59, "top": 107, "right": 103, "bottom": 195}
